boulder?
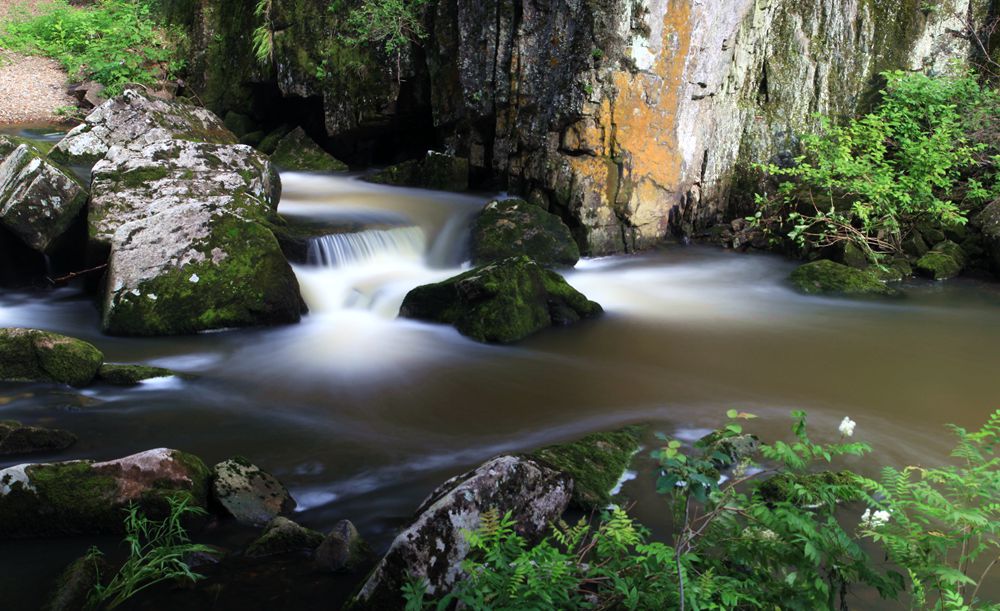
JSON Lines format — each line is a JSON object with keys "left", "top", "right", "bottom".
{"left": 96, "top": 364, "right": 178, "bottom": 385}
{"left": 89, "top": 139, "right": 302, "bottom": 335}
{"left": 0, "top": 328, "right": 103, "bottom": 387}
{"left": 0, "top": 144, "right": 88, "bottom": 253}
{"left": 257, "top": 125, "right": 293, "bottom": 155}
{"left": 245, "top": 516, "right": 323, "bottom": 558}
{"left": 0, "top": 448, "right": 210, "bottom": 537}
{"left": 314, "top": 519, "right": 372, "bottom": 573}
{"left": 45, "top": 553, "right": 110, "bottom": 611}
{"left": 351, "top": 455, "right": 572, "bottom": 609}
{"left": 915, "top": 240, "right": 966, "bottom": 280}
{"left": 975, "top": 200, "right": 1000, "bottom": 274}
{"left": 789, "top": 260, "right": 898, "bottom": 297}
{"left": 399, "top": 255, "right": 602, "bottom": 343}
{"left": 364, "top": 151, "right": 469, "bottom": 191}
{"left": 0, "top": 421, "right": 76, "bottom": 456}
{"left": 211, "top": 458, "right": 295, "bottom": 526}
{"left": 471, "top": 198, "right": 580, "bottom": 267}
{"left": 269, "top": 127, "right": 347, "bottom": 172}
{"left": 51, "top": 88, "right": 236, "bottom": 165}
{"left": 529, "top": 427, "right": 642, "bottom": 510}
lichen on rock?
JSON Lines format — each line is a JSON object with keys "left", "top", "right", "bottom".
{"left": 211, "top": 457, "right": 296, "bottom": 527}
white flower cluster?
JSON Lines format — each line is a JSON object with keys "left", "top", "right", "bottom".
{"left": 861, "top": 508, "right": 891, "bottom": 529}
{"left": 839, "top": 417, "right": 857, "bottom": 437}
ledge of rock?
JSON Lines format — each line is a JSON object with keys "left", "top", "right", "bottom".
{"left": 0, "top": 448, "right": 210, "bottom": 538}
{"left": 399, "top": 255, "right": 602, "bottom": 343}
{"left": 350, "top": 455, "right": 572, "bottom": 609}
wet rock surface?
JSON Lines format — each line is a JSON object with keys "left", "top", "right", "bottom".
{"left": 0, "top": 420, "right": 76, "bottom": 456}
{"left": 789, "top": 260, "right": 899, "bottom": 297}
{"left": 472, "top": 198, "right": 580, "bottom": 267}
{"left": 211, "top": 458, "right": 296, "bottom": 527}
{"left": 245, "top": 516, "right": 323, "bottom": 558}
{"left": 0, "top": 328, "right": 103, "bottom": 387}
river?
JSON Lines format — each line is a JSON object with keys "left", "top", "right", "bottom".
{"left": 2, "top": 170, "right": 999, "bottom": 608}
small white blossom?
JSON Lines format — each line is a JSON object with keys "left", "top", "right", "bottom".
{"left": 189, "top": 273, "right": 200, "bottom": 283}
{"left": 839, "top": 416, "right": 857, "bottom": 437}
{"left": 861, "top": 508, "right": 890, "bottom": 529}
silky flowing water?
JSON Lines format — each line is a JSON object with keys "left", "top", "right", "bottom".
{"left": 2, "top": 169, "right": 1000, "bottom": 607}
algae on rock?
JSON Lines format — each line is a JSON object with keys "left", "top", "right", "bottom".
{"left": 789, "top": 260, "right": 899, "bottom": 297}
{"left": 0, "top": 328, "right": 103, "bottom": 387}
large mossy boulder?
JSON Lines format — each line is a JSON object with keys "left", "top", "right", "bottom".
{"left": 789, "top": 259, "right": 898, "bottom": 297}
{"left": 364, "top": 151, "right": 469, "bottom": 191}
{"left": 399, "top": 256, "right": 602, "bottom": 343}
{"left": 211, "top": 458, "right": 296, "bottom": 527}
{"left": 0, "top": 448, "right": 210, "bottom": 537}
{"left": 270, "top": 127, "right": 347, "bottom": 172}
{"left": 471, "top": 198, "right": 580, "bottom": 267}
{"left": 351, "top": 455, "right": 572, "bottom": 609}
{"left": 915, "top": 240, "right": 966, "bottom": 280}
{"left": 0, "top": 421, "right": 76, "bottom": 456}
{"left": 0, "top": 328, "right": 103, "bottom": 387}
{"left": 90, "top": 138, "right": 302, "bottom": 335}
{"left": 529, "top": 427, "right": 642, "bottom": 510}
{"left": 51, "top": 88, "right": 236, "bottom": 166}
{"left": 0, "top": 144, "right": 88, "bottom": 254}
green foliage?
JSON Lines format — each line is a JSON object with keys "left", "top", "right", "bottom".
{"left": 332, "top": 0, "right": 429, "bottom": 81}
{"left": 0, "top": 0, "right": 185, "bottom": 95}
{"left": 84, "top": 495, "right": 215, "bottom": 610}
{"left": 753, "top": 71, "right": 1000, "bottom": 261}
{"left": 252, "top": 0, "right": 273, "bottom": 65}
{"left": 862, "top": 410, "right": 1000, "bottom": 610}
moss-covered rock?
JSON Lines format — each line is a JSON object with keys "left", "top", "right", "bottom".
{"left": 0, "top": 143, "right": 88, "bottom": 254}
{"left": 399, "top": 256, "right": 602, "bottom": 343}
{"left": 223, "top": 111, "right": 257, "bottom": 138}
{"left": 45, "top": 553, "right": 110, "bottom": 611}
{"left": 211, "top": 457, "right": 295, "bottom": 527}
{"left": 915, "top": 240, "right": 966, "bottom": 280}
{"left": 257, "top": 125, "right": 293, "bottom": 155}
{"left": 472, "top": 198, "right": 581, "bottom": 267}
{"left": 51, "top": 88, "right": 236, "bottom": 166}
{"left": 697, "top": 430, "right": 760, "bottom": 467}
{"left": 789, "top": 260, "right": 898, "bottom": 297}
{"left": 0, "top": 448, "right": 210, "bottom": 537}
{"left": 245, "top": 516, "right": 324, "bottom": 558}
{"left": 528, "top": 427, "right": 642, "bottom": 510}
{"left": 314, "top": 519, "right": 373, "bottom": 573}
{"left": 364, "top": 152, "right": 469, "bottom": 191}
{"left": 0, "top": 328, "right": 104, "bottom": 387}
{"left": 96, "top": 364, "right": 179, "bottom": 385}
{"left": 755, "top": 470, "right": 861, "bottom": 505}
{"left": 0, "top": 421, "right": 77, "bottom": 456}
{"left": 270, "top": 127, "right": 347, "bottom": 172}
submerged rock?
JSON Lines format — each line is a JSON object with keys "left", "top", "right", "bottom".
{"left": 399, "top": 255, "right": 602, "bottom": 343}
{"left": 0, "top": 421, "right": 77, "bottom": 456}
{"left": 245, "top": 516, "right": 323, "bottom": 558}
{"left": 314, "top": 519, "right": 372, "bottom": 573}
{"left": 472, "top": 198, "right": 580, "bottom": 267}
{"left": 0, "top": 448, "right": 210, "bottom": 537}
{"left": 364, "top": 151, "right": 469, "bottom": 191}
{"left": 789, "top": 260, "right": 898, "bottom": 297}
{"left": 529, "top": 427, "right": 642, "bottom": 510}
{"left": 0, "top": 328, "right": 103, "bottom": 387}
{"left": 0, "top": 143, "right": 88, "bottom": 254}
{"left": 351, "top": 455, "right": 572, "bottom": 609}
{"left": 51, "top": 88, "right": 236, "bottom": 166}
{"left": 211, "top": 458, "right": 295, "bottom": 527}
{"left": 915, "top": 240, "right": 966, "bottom": 280}
{"left": 270, "top": 127, "right": 347, "bottom": 172}
{"left": 96, "top": 364, "right": 178, "bottom": 386}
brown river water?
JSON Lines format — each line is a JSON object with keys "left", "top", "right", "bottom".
{"left": 1, "top": 161, "right": 999, "bottom": 608}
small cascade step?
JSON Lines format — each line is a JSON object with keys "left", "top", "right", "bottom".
{"left": 306, "top": 227, "right": 427, "bottom": 267}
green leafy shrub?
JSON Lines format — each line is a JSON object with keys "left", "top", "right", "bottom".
{"left": 0, "top": 0, "right": 185, "bottom": 95}
{"left": 753, "top": 71, "right": 1000, "bottom": 262}
{"left": 85, "top": 494, "right": 215, "bottom": 610}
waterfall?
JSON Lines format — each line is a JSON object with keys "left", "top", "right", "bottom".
{"left": 306, "top": 227, "right": 427, "bottom": 267}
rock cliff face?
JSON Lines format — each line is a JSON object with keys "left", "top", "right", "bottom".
{"left": 179, "top": 0, "right": 990, "bottom": 255}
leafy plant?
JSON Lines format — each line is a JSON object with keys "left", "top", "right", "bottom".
{"left": 337, "top": 0, "right": 430, "bottom": 82}
{"left": 252, "top": 0, "right": 274, "bottom": 65}
{"left": 862, "top": 409, "right": 1000, "bottom": 610}
{"left": 85, "top": 495, "right": 215, "bottom": 610}
{"left": 0, "top": 0, "right": 186, "bottom": 95}
{"left": 752, "top": 71, "right": 1000, "bottom": 262}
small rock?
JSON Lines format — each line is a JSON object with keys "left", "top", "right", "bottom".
{"left": 789, "top": 260, "right": 898, "bottom": 297}
{"left": 45, "top": 552, "right": 110, "bottom": 611}
{"left": 211, "top": 458, "right": 295, "bottom": 526}
{"left": 915, "top": 240, "right": 966, "bottom": 280}
{"left": 245, "top": 516, "right": 323, "bottom": 558}
{"left": 399, "top": 255, "right": 602, "bottom": 343}
{"left": 0, "top": 420, "right": 76, "bottom": 456}
{"left": 269, "top": 127, "right": 347, "bottom": 172}
{"left": 96, "top": 364, "right": 178, "bottom": 386}
{"left": 472, "top": 198, "right": 580, "bottom": 267}
{"left": 364, "top": 151, "right": 469, "bottom": 191}
{"left": 314, "top": 519, "right": 372, "bottom": 573}
{"left": 0, "top": 328, "right": 104, "bottom": 387}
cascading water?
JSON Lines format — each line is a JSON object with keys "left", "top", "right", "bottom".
{"left": 306, "top": 227, "right": 427, "bottom": 267}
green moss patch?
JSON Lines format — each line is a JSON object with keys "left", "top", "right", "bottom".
{"left": 0, "top": 328, "right": 103, "bottom": 387}
{"left": 472, "top": 198, "right": 581, "bottom": 267}
{"left": 270, "top": 127, "right": 347, "bottom": 172}
{"left": 0, "top": 420, "right": 77, "bottom": 456}
{"left": 97, "top": 364, "right": 179, "bottom": 386}
{"left": 755, "top": 470, "right": 862, "bottom": 506}
{"left": 789, "top": 260, "right": 898, "bottom": 297}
